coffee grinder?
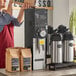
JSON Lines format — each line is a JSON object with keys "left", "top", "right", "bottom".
{"left": 25, "top": 8, "right": 48, "bottom": 70}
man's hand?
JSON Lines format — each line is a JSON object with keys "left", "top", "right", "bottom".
{"left": 21, "top": 2, "right": 31, "bottom": 10}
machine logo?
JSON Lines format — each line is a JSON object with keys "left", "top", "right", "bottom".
{"left": 57, "top": 44, "right": 62, "bottom": 48}
{"left": 69, "top": 43, "right": 73, "bottom": 47}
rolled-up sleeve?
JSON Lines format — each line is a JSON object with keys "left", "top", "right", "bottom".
{"left": 0, "top": 12, "right": 23, "bottom": 32}
{"left": 4, "top": 13, "right": 22, "bottom": 26}
{"left": 0, "top": 12, "right": 23, "bottom": 27}
{"left": 11, "top": 17, "right": 21, "bottom": 26}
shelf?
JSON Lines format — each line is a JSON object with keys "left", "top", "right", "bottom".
{"left": 13, "top": 2, "right": 53, "bottom": 10}
{"left": 4, "top": 6, "right": 53, "bottom": 10}
{"left": 4, "top": 1, "right": 53, "bottom": 10}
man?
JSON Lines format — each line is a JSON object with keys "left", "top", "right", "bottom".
{"left": 0, "top": 0, "right": 31, "bottom": 68}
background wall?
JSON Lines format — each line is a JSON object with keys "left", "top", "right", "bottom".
{"left": 53, "top": 0, "right": 69, "bottom": 29}
{"left": 13, "top": 10, "right": 25, "bottom": 47}
{"left": 69, "top": 0, "right": 76, "bottom": 15}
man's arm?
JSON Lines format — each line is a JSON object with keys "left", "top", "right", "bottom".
{"left": 17, "top": 6, "right": 24, "bottom": 23}
{"left": 6, "top": 0, "right": 13, "bottom": 16}
{"left": 17, "top": 3, "right": 31, "bottom": 23}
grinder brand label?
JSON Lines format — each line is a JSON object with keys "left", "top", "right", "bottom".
{"left": 12, "top": 58, "right": 19, "bottom": 71}
{"left": 69, "top": 43, "right": 73, "bottom": 47}
{"left": 57, "top": 44, "right": 62, "bottom": 48}
{"left": 23, "top": 58, "right": 31, "bottom": 70}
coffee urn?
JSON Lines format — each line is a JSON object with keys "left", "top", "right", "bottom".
{"left": 25, "top": 8, "right": 48, "bottom": 70}
{"left": 50, "top": 33, "right": 63, "bottom": 63}
{"left": 63, "top": 32, "right": 74, "bottom": 62}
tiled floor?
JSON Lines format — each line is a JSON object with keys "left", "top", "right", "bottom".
{"left": 0, "top": 69, "right": 76, "bottom": 76}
